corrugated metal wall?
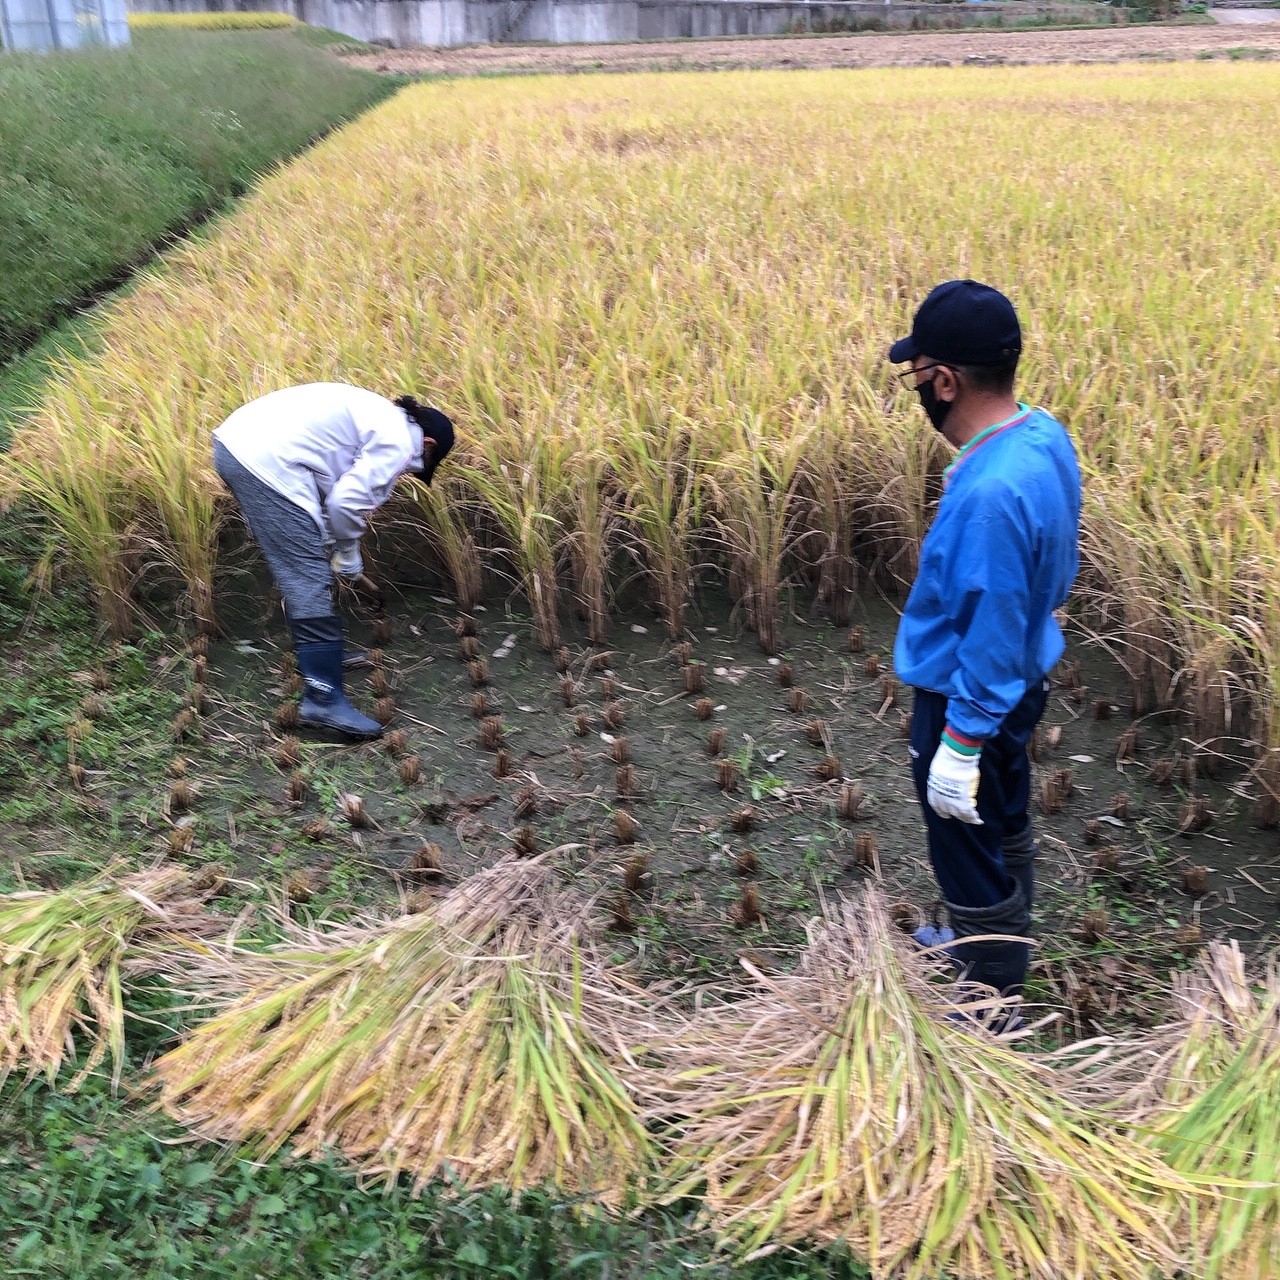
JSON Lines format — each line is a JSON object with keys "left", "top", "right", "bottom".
{"left": 1, "top": 0, "right": 130, "bottom": 51}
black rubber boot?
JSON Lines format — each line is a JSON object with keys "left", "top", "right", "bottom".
{"left": 291, "top": 617, "right": 382, "bottom": 740}
{"left": 1002, "top": 822, "right": 1037, "bottom": 922}
{"left": 946, "top": 885, "right": 1031, "bottom": 998}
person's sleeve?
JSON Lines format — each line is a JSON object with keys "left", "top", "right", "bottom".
{"left": 323, "top": 407, "right": 416, "bottom": 544}
{"left": 941, "top": 487, "right": 1034, "bottom": 745}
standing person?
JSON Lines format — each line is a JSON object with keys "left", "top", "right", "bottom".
{"left": 213, "top": 383, "right": 455, "bottom": 739}
{"left": 888, "top": 281, "right": 1081, "bottom": 997}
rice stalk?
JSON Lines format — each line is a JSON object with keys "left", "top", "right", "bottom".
{"left": 647, "top": 888, "right": 1191, "bottom": 1279}
{"left": 0, "top": 866, "right": 216, "bottom": 1090}
{"left": 153, "top": 858, "right": 662, "bottom": 1204}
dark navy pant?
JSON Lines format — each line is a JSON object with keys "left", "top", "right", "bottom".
{"left": 908, "top": 682, "right": 1048, "bottom": 911}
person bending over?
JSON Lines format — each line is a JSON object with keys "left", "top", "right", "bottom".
{"left": 213, "top": 382, "right": 454, "bottom": 739}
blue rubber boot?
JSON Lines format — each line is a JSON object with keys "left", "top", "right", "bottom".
{"left": 291, "top": 617, "right": 382, "bottom": 740}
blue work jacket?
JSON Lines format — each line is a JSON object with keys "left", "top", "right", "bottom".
{"left": 893, "top": 404, "right": 1082, "bottom": 742}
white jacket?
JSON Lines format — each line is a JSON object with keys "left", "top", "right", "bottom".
{"left": 213, "top": 383, "right": 423, "bottom": 549}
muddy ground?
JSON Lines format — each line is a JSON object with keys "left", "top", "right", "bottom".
{"left": 350, "top": 22, "right": 1280, "bottom": 77}
{"left": 28, "top": 557, "right": 1278, "bottom": 1043}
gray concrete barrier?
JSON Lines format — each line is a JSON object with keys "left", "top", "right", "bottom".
{"left": 126, "top": 0, "right": 1104, "bottom": 48}
{"left": 3, "top": 0, "right": 129, "bottom": 50}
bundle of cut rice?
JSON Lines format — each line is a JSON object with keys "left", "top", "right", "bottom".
{"left": 1110, "top": 941, "right": 1280, "bottom": 1280}
{"left": 154, "top": 858, "right": 663, "bottom": 1205}
{"left": 647, "top": 889, "right": 1192, "bottom": 1280}
{"left": 0, "top": 866, "right": 217, "bottom": 1090}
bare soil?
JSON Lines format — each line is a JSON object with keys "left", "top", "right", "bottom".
{"left": 351, "top": 22, "right": 1280, "bottom": 77}
{"left": 42, "top": 559, "right": 1270, "bottom": 1045}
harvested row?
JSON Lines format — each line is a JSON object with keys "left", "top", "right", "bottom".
{"left": 3, "top": 863, "right": 1275, "bottom": 1278}
{"left": 5, "top": 65, "right": 1280, "bottom": 793}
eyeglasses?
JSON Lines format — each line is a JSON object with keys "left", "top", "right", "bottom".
{"left": 894, "top": 362, "right": 948, "bottom": 391}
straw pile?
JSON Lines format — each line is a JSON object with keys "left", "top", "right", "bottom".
{"left": 0, "top": 866, "right": 215, "bottom": 1090}
{"left": 20, "top": 859, "right": 1280, "bottom": 1278}
{"left": 154, "top": 858, "right": 662, "bottom": 1204}
{"left": 647, "top": 890, "right": 1193, "bottom": 1279}
{"left": 1109, "top": 941, "right": 1280, "bottom": 1280}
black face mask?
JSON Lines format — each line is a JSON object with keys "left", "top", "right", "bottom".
{"left": 916, "top": 374, "right": 953, "bottom": 434}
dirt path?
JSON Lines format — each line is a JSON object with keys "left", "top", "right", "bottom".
{"left": 351, "top": 22, "right": 1280, "bottom": 75}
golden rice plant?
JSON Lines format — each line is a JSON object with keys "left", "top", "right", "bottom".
{"left": 0, "top": 867, "right": 214, "bottom": 1090}
{"left": 153, "top": 859, "right": 663, "bottom": 1203}
{"left": 0, "top": 366, "right": 139, "bottom": 635}
{"left": 648, "top": 889, "right": 1192, "bottom": 1278}
{"left": 802, "top": 409, "right": 862, "bottom": 625}
{"left": 707, "top": 414, "right": 814, "bottom": 655}
{"left": 454, "top": 424, "right": 572, "bottom": 652}
{"left": 610, "top": 415, "right": 707, "bottom": 639}
{"left": 128, "top": 378, "right": 225, "bottom": 633}
{"left": 127, "top": 10, "right": 295, "bottom": 27}
{"left": 4, "top": 65, "right": 1278, "bottom": 755}
{"left": 407, "top": 476, "right": 483, "bottom": 610}
{"left": 563, "top": 431, "right": 619, "bottom": 645}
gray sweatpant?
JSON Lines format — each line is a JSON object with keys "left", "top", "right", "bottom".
{"left": 214, "top": 438, "right": 335, "bottom": 620}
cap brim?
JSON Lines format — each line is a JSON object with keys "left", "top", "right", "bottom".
{"left": 888, "top": 335, "right": 919, "bottom": 364}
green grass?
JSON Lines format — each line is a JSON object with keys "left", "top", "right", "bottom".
{"left": 0, "top": 1066, "right": 868, "bottom": 1280}
{"left": 292, "top": 23, "right": 376, "bottom": 53}
{"left": 0, "top": 27, "right": 397, "bottom": 365}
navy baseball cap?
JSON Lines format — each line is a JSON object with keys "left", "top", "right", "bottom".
{"left": 416, "top": 406, "right": 454, "bottom": 487}
{"left": 888, "top": 280, "right": 1022, "bottom": 367}
{"left": 396, "top": 396, "right": 455, "bottom": 486}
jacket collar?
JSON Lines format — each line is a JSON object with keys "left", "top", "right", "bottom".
{"left": 943, "top": 403, "right": 1031, "bottom": 485}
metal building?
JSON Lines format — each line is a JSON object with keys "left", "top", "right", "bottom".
{"left": 0, "top": 0, "right": 131, "bottom": 51}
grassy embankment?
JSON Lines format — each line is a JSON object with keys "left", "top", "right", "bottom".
{"left": 0, "top": 25, "right": 391, "bottom": 378}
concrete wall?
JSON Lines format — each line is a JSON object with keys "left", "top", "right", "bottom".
{"left": 2, "top": 0, "right": 130, "bottom": 49}
{"left": 125, "top": 0, "right": 1097, "bottom": 47}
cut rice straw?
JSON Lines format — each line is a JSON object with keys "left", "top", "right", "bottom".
{"left": 645, "top": 888, "right": 1194, "bottom": 1279}
{"left": 153, "top": 857, "right": 665, "bottom": 1206}
{"left": 1104, "top": 941, "right": 1280, "bottom": 1280}
{"left": 0, "top": 866, "right": 216, "bottom": 1090}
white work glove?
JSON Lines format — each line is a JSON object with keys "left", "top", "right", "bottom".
{"left": 329, "top": 541, "right": 364, "bottom": 582}
{"left": 927, "top": 740, "right": 983, "bottom": 825}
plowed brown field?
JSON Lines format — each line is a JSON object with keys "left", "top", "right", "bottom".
{"left": 351, "top": 21, "right": 1280, "bottom": 75}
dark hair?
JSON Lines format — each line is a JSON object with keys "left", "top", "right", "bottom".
{"left": 954, "top": 361, "right": 1018, "bottom": 397}
{"left": 393, "top": 395, "right": 455, "bottom": 486}
{"left": 394, "top": 394, "right": 431, "bottom": 428}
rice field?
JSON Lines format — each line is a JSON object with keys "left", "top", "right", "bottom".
{"left": 126, "top": 10, "right": 296, "bottom": 28}
{"left": 4, "top": 60, "right": 1280, "bottom": 1276}
{"left": 5, "top": 63, "right": 1280, "bottom": 793}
